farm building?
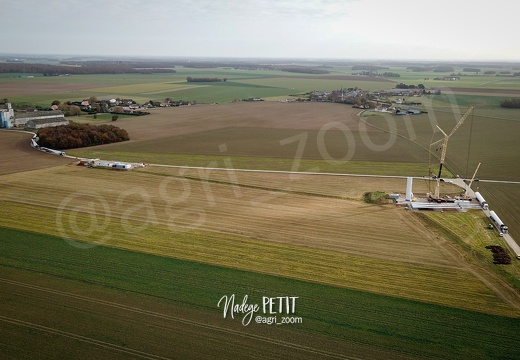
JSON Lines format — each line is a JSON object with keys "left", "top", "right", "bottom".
{"left": 14, "top": 110, "right": 68, "bottom": 127}
{"left": 26, "top": 118, "right": 69, "bottom": 129}
{"left": 0, "top": 103, "right": 15, "bottom": 128}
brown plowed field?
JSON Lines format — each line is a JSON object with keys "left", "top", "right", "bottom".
{"left": 97, "top": 102, "right": 369, "bottom": 143}
{"left": 0, "top": 81, "right": 109, "bottom": 96}
{"left": 84, "top": 102, "right": 432, "bottom": 165}
{"left": 0, "top": 131, "right": 70, "bottom": 175}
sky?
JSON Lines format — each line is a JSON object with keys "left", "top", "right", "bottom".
{"left": 3, "top": 0, "right": 519, "bottom": 61}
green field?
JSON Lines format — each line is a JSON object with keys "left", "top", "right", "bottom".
{"left": 0, "top": 68, "right": 394, "bottom": 106}
{"left": 420, "top": 211, "right": 520, "bottom": 290}
{"left": 2, "top": 227, "right": 520, "bottom": 360}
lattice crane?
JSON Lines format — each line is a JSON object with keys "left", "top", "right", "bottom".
{"left": 430, "top": 106, "right": 474, "bottom": 200}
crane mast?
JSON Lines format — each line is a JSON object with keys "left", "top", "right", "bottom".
{"left": 430, "top": 106, "right": 474, "bottom": 200}
{"left": 467, "top": 162, "right": 481, "bottom": 190}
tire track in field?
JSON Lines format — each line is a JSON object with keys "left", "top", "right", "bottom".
{"left": 0, "top": 278, "right": 356, "bottom": 360}
{"left": 0, "top": 315, "right": 169, "bottom": 360}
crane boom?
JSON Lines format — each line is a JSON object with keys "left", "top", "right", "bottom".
{"left": 467, "top": 162, "right": 481, "bottom": 190}
{"left": 432, "top": 106, "right": 474, "bottom": 199}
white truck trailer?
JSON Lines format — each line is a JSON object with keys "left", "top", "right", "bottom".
{"left": 474, "top": 192, "right": 488, "bottom": 210}
{"left": 489, "top": 210, "right": 508, "bottom": 236}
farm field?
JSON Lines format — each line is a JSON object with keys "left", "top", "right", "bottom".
{"left": 362, "top": 107, "right": 520, "bottom": 180}
{"left": 3, "top": 228, "right": 520, "bottom": 360}
{"left": 0, "top": 131, "right": 70, "bottom": 175}
{"left": 68, "top": 102, "right": 436, "bottom": 173}
{"left": 66, "top": 100, "right": 520, "bottom": 238}
{"left": 4, "top": 63, "right": 520, "bottom": 107}
{"left": 0, "top": 69, "right": 394, "bottom": 106}
{"left": 362, "top": 106, "right": 520, "bottom": 240}
{"left": 420, "top": 211, "right": 520, "bottom": 290}
{"left": 2, "top": 62, "right": 520, "bottom": 359}
{"left": 0, "top": 160, "right": 518, "bottom": 314}
{"left": 475, "top": 182, "right": 520, "bottom": 242}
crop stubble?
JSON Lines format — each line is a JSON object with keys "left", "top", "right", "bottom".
{"left": 0, "top": 164, "right": 518, "bottom": 316}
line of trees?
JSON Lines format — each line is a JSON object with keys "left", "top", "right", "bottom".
{"left": 395, "top": 83, "right": 425, "bottom": 89}
{"left": 352, "top": 65, "right": 388, "bottom": 71}
{"left": 0, "top": 63, "right": 176, "bottom": 75}
{"left": 381, "top": 72, "right": 400, "bottom": 77}
{"left": 279, "top": 66, "right": 329, "bottom": 74}
{"left": 37, "top": 122, "right": 129, "bottom": 150}
{"left": 186, "top": 77, "right": 226, "bottom": 82}
{"left": 463, "top": 68, "right": 481, "bottom": 72}
{"left": 433, "top": 66, "right": 455, "bottom": 72}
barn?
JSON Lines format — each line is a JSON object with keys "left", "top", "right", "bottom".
{"left": 26, "top": 118, "right": 69, "bottom": 129}
{"left": 15, "top": 110, "right": 68, "bottom": 128}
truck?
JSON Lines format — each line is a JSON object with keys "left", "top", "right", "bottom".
{"left": 489, "top": 210, "right": 508, "bottom": 236}
{"left": 474, "top": 192, "right": 488, "bottom": 210}
{"left": 40, "top": 147, "right": 65, "bottom": 156}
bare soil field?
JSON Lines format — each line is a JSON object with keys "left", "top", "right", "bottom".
{"left": 0, "top": 81, "right": 110, "bottom": 97}
{"left": 0, "top": 131, "right": 70, "bottom": 175}
{"left": 99, "top": 102, "right": 369, "bottom": 142}
{"left": 86, "top": 102, "right": 432, "bottom": 165}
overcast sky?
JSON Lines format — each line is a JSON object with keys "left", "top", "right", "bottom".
{"left": 3, "top": 0, "right": 519, "bottom": 61}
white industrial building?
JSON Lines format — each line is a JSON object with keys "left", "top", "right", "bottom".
{"left": 0, "top": 103, "right": 15, "bottom": 128}
{"left": 0, "top": 104, "right": 69, "bottom": 129}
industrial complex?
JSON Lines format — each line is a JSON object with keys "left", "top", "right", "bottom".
{"left": 1, "top": 102, "right": 69, "bottom": 129}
